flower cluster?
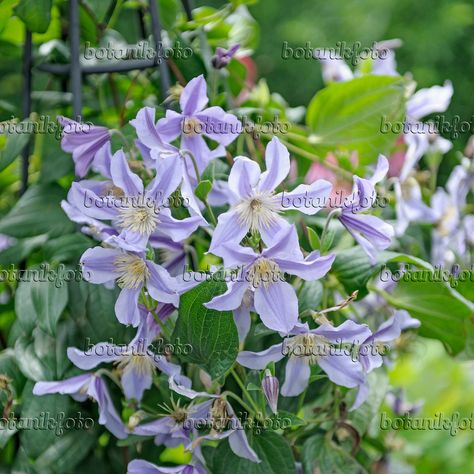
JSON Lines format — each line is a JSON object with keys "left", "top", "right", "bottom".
{"left": 32, "top": 73, "right": 431, "bottom": 473}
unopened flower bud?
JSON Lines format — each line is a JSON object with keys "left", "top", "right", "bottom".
{"left": 261, "top": 369, "right": 279, "bottom": 414}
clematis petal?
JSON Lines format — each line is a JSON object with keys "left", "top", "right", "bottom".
{"left": 339, "top": 213, "right": 394, "bottom": 265}
{"left": 67, "top": 343, "right": 124, "bottom": 369}
{"left": 228, "top": 156, "right": 261, "bottom": 199}
{"left": 33, "top": 373, "right": 92, "bottom": 397}
{"left": 318, "top": 353, "right": 365, "bottom": 388}
{"left": 274, "top": 252, "right": 335, "bottom": 281}
{"left": 180, "top": 75, "right": 209, "bottom": 115}
{"left": 204, "top": 279, "right": 248, "bottom": 311}
{"left": 195, "top": 106, "right": 242, "bottom": 145}
{"left": 281, "top": 357, "right": 310, "bottom": 397}
{"left": 258, "top": 137, "right": 290, "bottom": 192}
{"left": 80, "top": 246, "right": 121, "bottom": 284}
{"left": 158, "top": 208, "right": 204, "bottom": 242}
{"left": 88, "top": 376, "right": 127, "bottom": 439}
{"left": 277, "top": 179, "right": 332, "bottom": 215}
{"left": 229, "top": 429, "right": 261, "bottom": 463}
{"left": 209, "top": 209, "right": 249, "bottom": 253}
{"left": 406, "top": 80, "right": 453, "bottom": 120}
{"left": 110, "top": 149, "right": 144, "bottom": 196}
{"left": 254, "top": 281, "right": 298, "bottom": 334}
{"left": 350, "top": 381, "right": 370, "bottom": 411}
{"left": 313, "top": 320, "right": 372, "bottom": 344}
{"left": 259, "top": 215, "right": 293, "bottom": 248}
{"left": 146, "top": 261, "right": 179, "bottom": 305}
{"left": 122, "top": 361, "right": 153, "bottom": 401}
{"left": 147, "top": 156, "right": 182, "bottom": 203}
{"left": 156, "top": 109, "right": 183, "bottom": 142}
{"left": 213, "top": 244, "right": 256, "bottom": 268}
{"left": 237, "top": 342, "right": 285, "bottom": 369}
{"left": 261, "top": 224, "right": 303, "bottom": 260}
{"left": 233, "top": 304, "right": 252, "bottom": 342}
{"left": 130, "top": 106, "right": 164, "bottom": 149}
{"left": 115, "top": 288, "right": 141, "bottom": 326}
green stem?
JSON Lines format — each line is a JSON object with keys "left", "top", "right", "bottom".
{"left": 222, "top": 391, "right": 255, "bottom": 415}
{"left": 230, "top": 368, "right": 261, "bottom": 416}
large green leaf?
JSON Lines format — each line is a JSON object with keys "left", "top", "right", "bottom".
{"left": 20, "top": 381, "right": 71, "bottom": 459}
{"left": 15, "top": 270, "right": 69, "bottom": 336}
{"left": 302, "top": 433, "right": 368, "bottom": 474}
{"left": 14, "top": 0, "right": 52, "bottom": 33}
{"left": 0, "top": 184, "right": 74, "bottom": 238}
{"left": 331, "top": 247, "right": 433, "bottom": 298}
{"left": 34, "top": 429, "right": 96, "bottom": 473}
{"left": 172, "top": 276, "right": 239, "bottom": 379}
{"left": 205, "top": 431, "right": 296, "bottom": 474}
{"left": 306, "top": 75, "right": 406, "bottom": 165}
{"left": 31, "top": 275, "right": 69, "bottom": 336}
{"left": 380, "top": 279, "right": 474, "bottom": 355}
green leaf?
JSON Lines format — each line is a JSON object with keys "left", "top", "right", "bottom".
{"left": 331, "top": 247, "right": 433, "bottom": 298}
{"left": 194, "top": 180, "right": 213, "bottom": 202}
{"left": 302, "top": 433, "right": 368, "bottom": 474}
{"left": 20, "top": 381, "right": 71, "bottom": 460}
{"left": 379, "top": 279, "right": 474, "bottom": 355}
{"left": 34, "top": 429, "right": 96, "bottom": 473}
{"left": 0, "top": 184, "right": 74, "bottom": 238}
{"left": 320, "top": 226, "right": 336, "bottom": 254}
{"left": 0, "top": 234, "right": 48, "bottom": 265}
{"left": 14, "top": 0, "right": 52, "bottom": 33}
{"left": 14, "top": 268, "right": 69, "bottom": 336}
{"left": 73, "top": 283, "right": 134, "bottom": 343}
{"left": 172, "top": 276, "right": 239, "bottom": 379}
{"left": 298, "top": 280, "right": 323, "bottom": 313}
{"left": 307, "top": 227, "right": 320, "bottom": 250}
{"left": 0, "top": 120, "right": 32, "bottom": 172}
{"left": 31, "top": 274, "right": 69, "bottom": 336}
{"left": 306, "top": 75, "right": 406, "bottom": 165}
{"left": 14, "top": 333, "right": 57, "bottom": 381}
{"left": 43, "top": 234, "right": 92, "bottom": 263}
{"left": 206, "top": 431, "right": 297, "bottom": 474}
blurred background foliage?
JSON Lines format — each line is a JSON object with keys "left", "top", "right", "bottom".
{"left": 0, "top": 0, "right": 474, "bottom": 473}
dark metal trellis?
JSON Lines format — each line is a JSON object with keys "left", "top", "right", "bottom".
{"left": 20, "top": 0, "right": 193, "bottom": 193}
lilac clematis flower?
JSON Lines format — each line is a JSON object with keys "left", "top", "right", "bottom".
{"left": 128, "top": 460, "right": 206, "bottom": 474}
{"left": 338, "top": 155, "right": 394, "bottom": 264}
{"left": 370, "top": 39, "right": 402, "bottom": 76}
{"left": 33, "top": 373, "right": 127, "bottom": 439}
{"left": 314, "top": 49, "right": 353, "bottom": 84}
{"left": 355, "top": 310, "right": 420, "bottom": 408}
{"left": 206, "top": 225, "right": 335, "bottom": 334}
{"left": 66, "top": 314, "right": 183, "bottom": 401}
{"left": 130, "top": 106, "right": 207, "bottom": 217}
{"left": 80, "top": 246, "right": 180, "bottom": 326}
{"left": 164, "top": 380, "right": 260, "bottom": 463}
{"left": 386, "top": 390, "right": 423, "bottom": 416}
{"left": 237, "top": 319, "right": 371, "bottom": 409}
{"left": 66, "top": 148, "right": 203, "bottom": 252}
{"left": 58, "top": 116, "right": 111, "bottom": 178}
{"left": 429, "top": 161, "right": 470, "bottom": 266}
{"left": 399, "top": 81, "right": 453, "bottom": 181}
{"left": 358, "top": 310, "right": 420, "bottom": 374}
{"left": 394, "top": 177, "right": 438, "bottom": 235}
{"left": 154, "top": 75, "right": 241, "bottom": 171}
{"left": 209, "top": 137, "right": 332, "bottom": 252}
{"left": 212, "top": 44, "right": 240, "bottom": 69}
